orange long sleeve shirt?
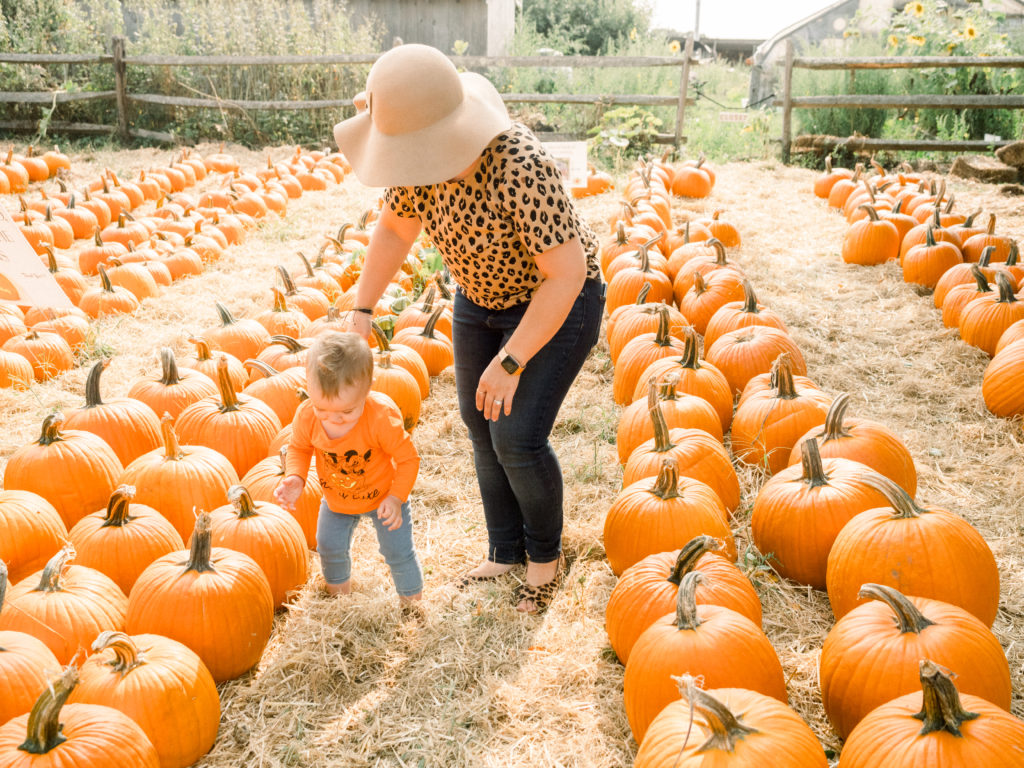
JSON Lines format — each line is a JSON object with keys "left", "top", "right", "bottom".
{"left": 284, "top": 392, "right": 419, "bottom": 515}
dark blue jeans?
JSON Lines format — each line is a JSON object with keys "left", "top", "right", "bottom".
{"left": 453, "top": 278, "right": 604, "bottom": 564}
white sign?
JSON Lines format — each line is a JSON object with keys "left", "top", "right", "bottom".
{"left": 0, "top": 206, "right": 74, "bottom": 308}
{"left": 719, "top": 111, "right": 751, "bottom": 123}
{"left": 543, "top": 141, "right": 588, "bottom": 189}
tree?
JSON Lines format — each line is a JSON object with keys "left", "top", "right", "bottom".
{"left": 520, "top": 0, "right": 652, "bottom": 56}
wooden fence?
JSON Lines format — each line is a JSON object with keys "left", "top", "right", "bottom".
{"left": 0, "top": 36, "right": 696, "bottom": 147}
{"left": 777, "top": 39, "right": 1024, "bottom": 162}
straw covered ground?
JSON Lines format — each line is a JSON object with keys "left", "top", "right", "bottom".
{"left": 1, "top": 144, "right": 1022, "bottom": 767}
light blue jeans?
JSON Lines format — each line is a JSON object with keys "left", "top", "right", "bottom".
{"left": 316, "top": 499, "right": 423, "bottom": 597}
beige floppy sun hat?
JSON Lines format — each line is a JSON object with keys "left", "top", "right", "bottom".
{"left": 333, "top": 44, "right": 512, "bottom": 188}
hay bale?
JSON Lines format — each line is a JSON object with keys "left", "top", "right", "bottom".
{"left": 950, "top": 155, "right": 1019, "bottom": 184}
{"left": 995, "top": 141, "right": 1024, "bottom": 168}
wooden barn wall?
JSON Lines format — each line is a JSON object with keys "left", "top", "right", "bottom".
{"left": 346, "top": 0, "right": 491, "bottom": 55}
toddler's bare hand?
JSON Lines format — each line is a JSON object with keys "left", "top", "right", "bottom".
{"left": 273, "top": 475, "right": 304, "bottom": 511}
{"left": 378, "top": 495, "right": 404, "bottom": 531}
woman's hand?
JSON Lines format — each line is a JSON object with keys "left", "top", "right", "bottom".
{"left": 475, "top": 359, "right": 520, "bottom": 421}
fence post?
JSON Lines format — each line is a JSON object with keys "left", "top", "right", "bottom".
{"left": 781, "top": 39, "right": 794, "bottom": 164}
{"left": 674, "top": 35, "right": 694, "bottom": 149}
{"left": 112, "top": 35, "right": 129, "bottom": 142}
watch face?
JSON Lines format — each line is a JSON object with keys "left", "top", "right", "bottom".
{"left": 500, "top": 355, "right": 519, "bottom": 375}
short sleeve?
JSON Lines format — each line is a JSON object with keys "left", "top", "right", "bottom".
{"left": 384, "top": 186, "right": 418, "bottom": 219}
{"left": 496, "top": 145, "right": 580, "bottom": 257}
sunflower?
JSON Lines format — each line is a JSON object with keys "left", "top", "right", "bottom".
{"left": 964, "top": 24, "right": 977, "bottom": 39}
{"left": 888, "top": 34, "right": 900, "bottom": 47}
{"left": 907, "top": 1, "right": 925, "bottom": 17}
{"left": 907, "top": 34, "right": 927, "bottom": 46}
{"left": 669, "top": 39, "right": 682, "bottom": 53}
{"left": 629, "top": 27, "right": 638, "bottom": 42}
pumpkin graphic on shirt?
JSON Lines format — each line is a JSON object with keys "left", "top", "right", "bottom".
{"left": 322, "top": 448, "right": 372, "bottom": 493}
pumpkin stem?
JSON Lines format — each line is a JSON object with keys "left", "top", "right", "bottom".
{"left": 36, "top": 412, "right": 66, "bottom": 446}
{"left": 297, "top": 251, "right": 316, "bottom": 278}
{"left": 101, "top": 485, "right": 137, "bottom": 528}
{"left": 159, "top": 413, "right": 184, "bottom": 460}
{"left": 678, "top": 326, "right": 701, "bottom": 371}
{"left": 157, "top": 347, "right": 183, "bottom": 386}
{"left": 913, "top": 659, "right": 980, "bottom": 737}
{"left": 370, "top": 321, "right": 391, "bottom": 351}
{"left": 269, "top": 334, "right": 307, "bottom": 353}
{"left": 82, "top": 358, "right": 112, "bottom": 408}
{"left": 420, "top": 305, "right": 445, "bottom": 338}
{"left": 657, "top": 372, "right": 680, "bottom": 402}
{"left": 188, "top": 335, "right": 214, "bottom": 362}
{"left": 680, "top": 685, "right": 760, "bottom": 753}
{"left": 667, "top": 535, "right": 721, "bottom": 586}
{"left": 994, "top": 271, "right": 1017, "bottom": 304}
{"left": 858, "top": 203, "right": 880, "bottom": 222}
{"left": 215, "top": 302, "right": 238, "bottom": 327}
{"left": 91, "top": 630, "right": 146, "bottom": 676}
{"left": 654, "top": 304, "right": 673, "bottom": 347}
{"left": 270, "top": 286, "right": 289, "bottom": 313}
{"left": 434, "top": 273, "right": 453, "bottom": 301}
{"left": 185, "top": 513, "right": 216, "bottom": 573}
{"left": 34, "top": 543, "right": 75, "bottom": 594}
{"left": 213, "top": 355, "right": 240, "bottom": 412}
{"left": 275, "top": 264, "right": 299, "bottom": 296}
{"left": 821, "top": 393, "right": 853, "bottom": 441}
{"left": 978, "top": 246, "right": 994, "bottom": 269}
{"left": 798, "top": 438, "right": 830, "bottom": 488}
{"left": 708, "top": 238, "right": 728, "bottom": 266}
{"left": 772, "top": 353, "right": 799, "bottom": 400}
{"left": 859, "top": 583, "right": 935, "bottom": 634}
{"left": 691, "top": 270, "right": 707, "bottom": 295}
{"left": 650, "top": 457, "right": 682, "bottom": 500}
{"left": 1005, "top": 240, "right": 1019, "bottom": 267}
{"left": 968, "top": 264, "right": 990, "bottom": 293}
{"left": 634, "top": 282, "right": 652, "bottom": 305}
{"left": 244, "top": 358, "right": 279, "bottom": 380}
{"left": 418, "top": 284, "right": 438, "bottom": 314}
{"left": 649, "top": 396, "right": 675, "bottom": 454}
{"left": 924, "top": 224, "right": 937, "bottom": 248}
{"left": 17, "top": 666, "right": 78, "bottom": 754}
{"left": 854, "top": 468, "right": 925, "bottom": 519}
{"left": 740, "top": 277, "right": 760, "bottom": 314}
{"left": 674, "top": 571, "right": 704, "bottom": 631}
{"left": 228, "top": 485, "right": 260, "bottom": 520}
{"left": 97, "top": 263, "right": 115, "bottom": 293}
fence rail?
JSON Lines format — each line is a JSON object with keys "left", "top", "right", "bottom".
{"left": 0, "top": 37, "right": 697, "bottom": 147}
{"left": 776, "top": 41, "right": 1024, "bottom": 162}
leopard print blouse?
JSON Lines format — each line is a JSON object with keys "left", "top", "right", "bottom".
{"left": 384, "top": 123, "right": 601, "bottom": 310}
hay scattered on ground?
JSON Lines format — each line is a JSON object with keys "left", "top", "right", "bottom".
{"left": 1, "top": 145, "right": 1022, "bottom": 767}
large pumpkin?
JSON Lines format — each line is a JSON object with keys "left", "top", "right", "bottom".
{"left": 612, "top": 304, "right": 688, "bottom": 406}
{"left": 64, "top": 358, "right": 162, "bottom": 467}
{"left": 635, "top": 686, "right": 828, "bottom": 768}
{"left": 839, "top": 660, "right": 1024, "bottom": 768}
{"left": 0, "top": 545, "right": 128, "bottom": 665}
{"left": 68, "top": 631, "right": 220, "bottom": 768}
{"left": 3, "top": 413, "right": 123, "bottom": 529}
{"left": 820, "top": 584, "right": 1011, "bottom": 740}
{"left": 126, "top": 513, "right": 274, "bottom": 683}
{"left": 751, "top": 439, "right": 889, "bottom": 589}
{"left": 119, "top": 414, "right": 239, "bottom": 542}
{"left": 826, "top": 472, "right": 1000, "bottom": 626}
{"left": 605, "top": 535, "right": 761, "bottom": 664}
{"left": 617, "top": 375, "right": 722, "bottom": 464}
{"left": 731, "top": 353, "right": 831, "bottom": 474}
{"left": 623, "top": 573, "right": 787, "bottom": 743}
{"left": 208, "top": 485, "right": 309, "bottom": 608}
{"left": 0, "top": 491, "right": 67, "bottom": 585}
{"left": 126, "top": 348, "right": 218, "bottom": 421}
{"left": 175, "top": 355, "right": 283, "bottom": 477}
{"left": 604, "top": 458, "right": 734, "bottom": 576}
{"left": 0, "top": 562, "right": 63, "bottom": 728}
{"left": 68, "top": 485, "right": 184, "bottom": 595}
{"left": 0, "top": 667, "right": 160, "bottom": 768}
{"left": 241, "top": 447, "right": 322, "bottom": 550}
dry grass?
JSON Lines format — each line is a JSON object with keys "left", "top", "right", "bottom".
{"left": 2, "top": 145, "right": 1023, "bottom": 767}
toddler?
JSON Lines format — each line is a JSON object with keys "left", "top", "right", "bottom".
{"left": 274, "top": 331, "right": 422, "bottom": 602}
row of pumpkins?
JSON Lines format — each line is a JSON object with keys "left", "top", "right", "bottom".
{"left": 0, "top": 153, "right": 459, "bottom": 765}
{"left": 820, "top": 159, "right": 1024, "bottom": 423}
{"left": 0, "top": 141, "right": 354, "bottom": 386}
{"left": 592, "top": 156, "right": 1023, "bottom": 765}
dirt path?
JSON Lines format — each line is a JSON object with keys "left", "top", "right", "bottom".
{"left": 1, "top": 148, "right": 1021, "bottom": 766}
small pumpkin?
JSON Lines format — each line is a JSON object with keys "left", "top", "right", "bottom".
{"left": 126, "top": 347, "right": 218, "bottom": 421}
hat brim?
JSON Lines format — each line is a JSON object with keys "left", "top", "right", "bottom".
{"left": 333, "top": 72, "right": 511, "bottom": 188}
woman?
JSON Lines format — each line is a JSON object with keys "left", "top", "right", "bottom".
{"left": 334, "top": 43, "right": 604, "bottom": 614}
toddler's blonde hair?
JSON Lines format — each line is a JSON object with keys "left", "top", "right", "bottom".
{"left": 306, "top": 331, "right": 373, "bottom": 396}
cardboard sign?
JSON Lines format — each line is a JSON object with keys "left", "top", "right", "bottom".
{"left": 543, "top": 141, "right": 588, "bottom": 189}
{"left": 719, "top": 111, "right": 751, "bottom": 123}
{"left": 0, "top": 206, "right": 73, "bottom": 308}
